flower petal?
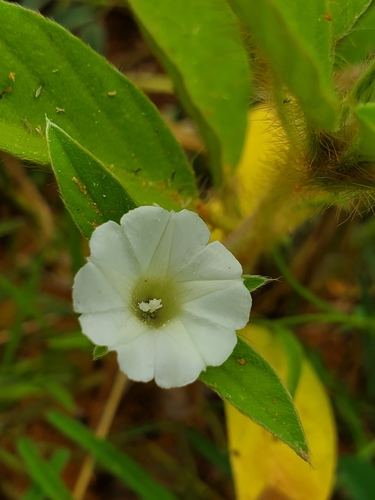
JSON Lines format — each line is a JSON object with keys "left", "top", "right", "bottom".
{"left": 147, "top": 209, "right": 210, "bottom": 277}
{"left": 73, "top": 262, "right": 125, "bottom": 314}
{"left": 79, "top": 309, "right": 132, "bottom": 347}
{"left": 119, "top": 206, "right": 171, "bottom": 274}
{"left": 89, "top": 220, "right": 141, "bottom": 284}
{"left": 175, "top": 241, "right": 243, "bottom": 282}
{"left": 153, "top": 319, "right": 206, "bottom": 388}
{"left": 180, "top": 312, "right": 238, "bottom": 366}
{"left": 181, "top": 281, "right": 251, "bottom": 330}
{"left": 116, "top": 332, "right": 155, "bottom": 383}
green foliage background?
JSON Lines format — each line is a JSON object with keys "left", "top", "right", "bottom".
{"left": 1, "top": 0, "right": 375, "bottom": 498}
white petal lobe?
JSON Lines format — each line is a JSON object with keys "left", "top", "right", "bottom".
{"left": 73, "top": 262, "right": 125, "bottom": 314}
{"left": 153, "top": 320, "right": 206, "bottom": 388}
{"left": 148, "top": 210, "right": 211, "bottom": 277}
{"left": 179, "top": 312, "right": 238, "bottom": 366}
{"left": 175, "top": 240, "right": 242, "bottom": 282}
{"left": 116, "top": 333, "right": 155, "bottom": 382}
{"left": 89, "top": 220, "right": 141, "bottom": 283}
{"left": 79, "top": 310, "right": 131, "bottom": 347}
{"left": 181, "top": 281, "right": 251, "bottom": 330}
{"left": 120, "top": 206, "right": 170, "bottom": 274}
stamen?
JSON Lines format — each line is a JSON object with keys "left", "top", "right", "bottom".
{"left": 138, "top": 298, "right": 163, "bottom": 314}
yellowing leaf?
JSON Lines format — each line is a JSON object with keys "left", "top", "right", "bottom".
{"left": 205, "top": 106, "right": 304, "bottom": 233}
{"left": 204, "top": 106, "right": 289, "bottom": 237}
{"left": 226, "top": 325, "right": 337, "bottom": 500}
{"left": 235, "top": 107, "right": 286, "bottom": 217}
{"left": 221, "top": 105, "right": 329, "bottom": 269}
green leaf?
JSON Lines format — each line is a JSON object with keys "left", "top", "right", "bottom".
{"left": 46, "top": 120, "right": 136, "bottom": 238}
{"left": 47, "top": 332, "right": 92, "bottom": 350}
{"left": 336, "top": 2, "right": 375, "bottom": 65}
{"left": 0, "top": 448, "right": 24, "bottom": 473}
{"left": 354, "top": 103, "right": 375, "bottom": 160}
{"left": 127, "top": 0, "right": 251, "bottom": 185}
{"left": 199, "top": 338, "right": 310, "bottom": 462}
{"left": 0, "top": 383, "right": 43, "bottom": 401}
{"left": 92, "top": 345, "right": 109, "bottom": 360}
{"left": 228, "top": 0, "right": 339, "bottom": 131}
{"left": 48, "top": 448, "right": 70, "bottom": 474}
{"left": 0, "top": 1, "right": 197, "bottom": 209}
{"left": 22, "top": 448, "right": 70, "bottom": 500}
{"left": 350, "top": 59, "right": 375, "bottom": 104}
{"left": 0, "top": 218, "right": 23, "bottom": 237}
{"left": 242, "top": 275, "right": 272, "bottom": 292}
{"left": 337, "top": 456, "right": 375, "bottom": 499}
{"left": 185, "top": 427, "right": 232, "bottom": 477}
{"left": 38, "top": 378, "right": 76, "bottom": 411}
{"left": 277, "top": 328, "right": 303, "bottom": 398}
{"left": 47, "top": 410, "right": 179, "bottom": 500}
{"left": 329, "top": 0, "right": 372, "bottom": 41}
{"left": 17, "top": 437, "right": 74, "bottom": 500}
{"left": 53, "top": 5, "right": 96, "bottom": 33}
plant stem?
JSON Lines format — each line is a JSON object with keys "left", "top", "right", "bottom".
{"left": 73, "top": 371, "right": 130, "bottom": 500}
{"left": 273, "top": 249, "right": 337, "bottom": 314}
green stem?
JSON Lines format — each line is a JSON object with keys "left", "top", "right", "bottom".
{"left": 273, "top": 249, "right": 337, "bottom": 314}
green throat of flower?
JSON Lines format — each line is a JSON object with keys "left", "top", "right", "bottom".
{"left": 132, "top": 277, "right": 181, "bottom": 328}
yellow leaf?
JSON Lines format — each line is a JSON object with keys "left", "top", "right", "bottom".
{"left": 235, "top": 107, "right": 286, "bottom": 218}
{"left": 226, "top": 325, "right": 337, "bottom": 500}
{"left": 205, "top": 106, "right": 320, "bottom": 269}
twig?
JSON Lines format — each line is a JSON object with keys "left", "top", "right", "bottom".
{"left": 73, "top": 371, "right": 130, "bottom": 500}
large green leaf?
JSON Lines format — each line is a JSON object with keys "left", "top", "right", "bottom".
{"left": 0, "top": 1, "right": 197, "bottom": 209}
{"left": 46, "top": 120, "right": 136, "bottom": 238}
{"left": 200, "top": 338, "right": 310, "bottom": 462}
{"left": 47, "top": 411, "right": 178, "bottom": 500}
{"left": 17, "top": 438, "right": 74, "bottom": 500}
{"left": 228, "top": 0, "right": 339, "bottom": 131}
{"left": 329, "top": 0, "right": 372, "bottom": 41}
{"left": 336, "top": 1, "right": 375, "bottom": 65}
{"left": 127, "top": 0, "right": 251, "bottom": 185}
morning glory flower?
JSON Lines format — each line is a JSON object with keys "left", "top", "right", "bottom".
{"left": 73, "top": 206, "right": 251, "bottom": 388}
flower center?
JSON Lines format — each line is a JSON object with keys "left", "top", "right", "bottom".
{"left": 132, "top": 277, "right": 181, "bottom": 328}
{"left": 138, "top": 298, "right": 163, "bottom": 319}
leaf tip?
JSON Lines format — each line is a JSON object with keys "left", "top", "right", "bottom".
{"left": 300, "top": 446, "right": 311, "bottom": 465}
{"left": 93, "top": 345, "right": 109, "bottom": 360}
{"left": 242, "top": 274, "right": 274, "bottom": 292}
{"left": 45, "top": 115, "right": 55, "bottom": 138}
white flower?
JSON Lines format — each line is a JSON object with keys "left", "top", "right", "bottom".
{"left": 73, "top": 206, "right": 251, "bottom": 388}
